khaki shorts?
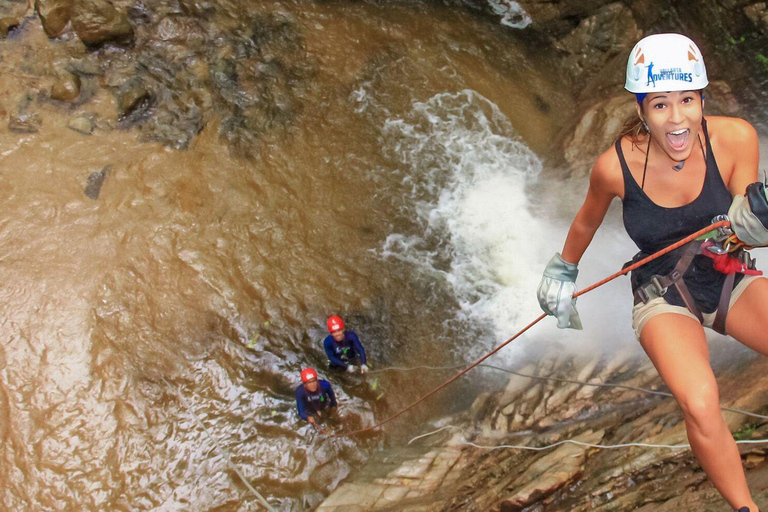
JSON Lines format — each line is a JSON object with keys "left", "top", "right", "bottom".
{"left": 632, "top": 274, "right": 766, "bottom": 338}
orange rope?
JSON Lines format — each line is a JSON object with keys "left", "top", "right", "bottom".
{"left": 331, "top": 221, "right": 730, "bottom": 439}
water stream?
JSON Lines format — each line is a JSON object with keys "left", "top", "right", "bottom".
{"left": 0, "top": 1, "right": 766, "bottom": 510}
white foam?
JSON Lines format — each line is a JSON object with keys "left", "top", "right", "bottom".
{"left": 381, "top": 90, "right": 546, "bottom": 340}
{"left": 380, "top": 90, "right": 641, "bottom": 359}
{"left": 487, "top": 0, "right": 532, "bottom": 29}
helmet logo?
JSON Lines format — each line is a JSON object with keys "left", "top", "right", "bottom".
{"left": 633, "top": 48, "right": 645, "bottom": 66}
{"left": 688, "top": 44, "right": 703, "bottom": 76}
{"left": 646, "top": 61, "right": 655, "bottom": 87}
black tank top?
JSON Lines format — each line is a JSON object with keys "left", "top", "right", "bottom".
{"left": 617, "top": 118, "right": 742, "bottom": 313}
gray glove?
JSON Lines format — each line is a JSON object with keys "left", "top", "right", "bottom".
{"left": 537, "top": 253, "right": 583, "bottom": 330}
{"left": 728, "top": 182, "right": 768, "bottom": 246}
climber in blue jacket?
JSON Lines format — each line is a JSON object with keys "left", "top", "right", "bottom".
{"left": 323, "top": 315, "right": 368, "bottom": 374}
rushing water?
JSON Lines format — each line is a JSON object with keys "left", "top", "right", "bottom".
{"left": 0, "top": 1, "right": 766, "bottom": 510}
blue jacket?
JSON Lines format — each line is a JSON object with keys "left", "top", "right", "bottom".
{"left": 295, "top": 379, "right": 337, "bottom": 421}
{"left": 323, "top": 330, "right": 366, "bottom": 369}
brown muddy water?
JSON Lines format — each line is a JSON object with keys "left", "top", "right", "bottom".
{"left": 0, "top": 1, "right": 766, "bottom": 511}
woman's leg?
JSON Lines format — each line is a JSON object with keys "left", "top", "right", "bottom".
{"left": 640, "top": 313, "right": 757, "bottom": 511}
{"left": 726, "top": 277, "right": 768, "bottom": 356}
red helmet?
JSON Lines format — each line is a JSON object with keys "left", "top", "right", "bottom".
{"left": 327, "top": 315, "right": 344, "bottom": 333}
{"left": 301, "top": 367, "right": 318, "bottom": 383}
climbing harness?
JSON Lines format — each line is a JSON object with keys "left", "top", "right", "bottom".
{"left": 632, "top": 216, "right": 761, "bottom": 335}
{"left": 331, "top": 221, "right": 733, "bottom": 439}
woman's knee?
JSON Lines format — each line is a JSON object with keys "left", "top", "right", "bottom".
{"left": 678, "top": 385, "right": 721, "bottom": 432}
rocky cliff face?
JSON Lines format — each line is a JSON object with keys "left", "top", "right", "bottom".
{"left": 320, "top": 354, "right": 768, "bottom": 511}
{"left": 2, "top": 0, "right": 766, "bottom": 172}
{"left": 458, "top": 0, "right": 768, "bottom": 176}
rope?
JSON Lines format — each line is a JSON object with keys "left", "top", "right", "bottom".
{"left": 163, "top": 378, "right": 277, "bottom": 512}
{"left": 369, "top": 363, "right": 768, "bottom": 421}
{"left": 479, "top": 363, "right": 768, "bottom": 421}
{"left": 331, "top": 221, "right": 731, "bottom": 438}
{"left": 407, "top": 425, "right": 768, "bottom": 451}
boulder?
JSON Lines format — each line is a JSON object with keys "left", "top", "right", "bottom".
{"left": 35, "top": 0, "right": 73, "bottom": 38}
{"left": 0, "top": 17, "right": 20, "bottom": 38}
{"left": 117, "top": 86, "right": 151, "bottom": 124}
{"left": 9, "top": 111, "right": 42, "bottom": 133}
{"left": 744, "top": 2, "right": 768, "bottom": 33}
{"left": 514, "top": 0, "right": 616, "bottom": 37}
{"left": 71, "top": 0, "right": 133, "bottom": 48}
{"left": 703, "top": 80, "right": 742, "bottom": 116}
{"left": 153, "top": 14, "right": 204, "bottom": 46}
{"left": 555, "top": 3, "right": 642, "bottom": 80}
{"left": 84, "top": 165, "right": 111, "bottom": 199}
{"left": 68, "top": 116, "right": 93, "bottom": 134}
{"left": 563, "top": 95, "right": 636, "bottom": 177}
{"left": 499, "top": 429, "right": 605, "bottom": 510}
{"left": 50, "top": 72, "right": 81, "bottom": 102}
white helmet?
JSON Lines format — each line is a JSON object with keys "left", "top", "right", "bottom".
{"left": 625, "top": 33, "right": 708, "bottom": 94}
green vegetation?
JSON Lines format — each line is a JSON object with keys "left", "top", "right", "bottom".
{"left": 733, "top": 423, "right": 758, "bottom": 441}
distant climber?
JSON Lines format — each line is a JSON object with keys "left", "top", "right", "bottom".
{"left": 295, "top": 367, "right": 337, "bottom": 432}
{"left": 323, "top": 315, "right": 368, "bottom": 374}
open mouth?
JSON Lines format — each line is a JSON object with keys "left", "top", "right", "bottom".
{"left": 666, "top": 128, "right": 690, "bottom": 151}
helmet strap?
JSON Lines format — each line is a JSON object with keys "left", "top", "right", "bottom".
{"left": 641, "top": 137, "right": 651, "bottom": 190}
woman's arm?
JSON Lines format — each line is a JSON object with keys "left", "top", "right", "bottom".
{"left": 561, "top": 152, "right": 621, "bottom": 264}
{"left": 723, "top": 117, "right": 760, "bottom": 196}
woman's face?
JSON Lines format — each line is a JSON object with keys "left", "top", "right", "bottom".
{"left": 637, "top": 90, "right": 704, "bottom": 162}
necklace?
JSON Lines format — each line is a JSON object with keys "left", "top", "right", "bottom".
{"left": 640, "top": 133, "right": 705, "bottom": 190}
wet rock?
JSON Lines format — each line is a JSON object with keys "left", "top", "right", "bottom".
{"left": 153, "top": 14, "right": 204, "bottom": 46}
{"left": 555, "top": 3, "right": 642, "bottom": 80}
{"left": 93, "top": 116, "right": 115, "bottom": 131}
{"left": 563, "top": 95, "right": 636, "bottom": 177}
{"left": 546, "top": 383, "right": 580, "bottom": 412}
{"left": 309, "top": 458, "right": 351, "bottom": 492}
{"left": 511, "top": 0, "right": 616, "bottom": 38}
{"left": 9, "top": 110, "right": 41, "bottom": 133}
{"left": 746, "top": 453, "right": 765, "bottom": 468}
{"left": 84, "top": 165, "right": 111, "bottom": 199}
{"left": 67, "top": 55, "right": 104, "bottom": 76}
{"left": 501, "top": 402, "right": 516, "bottom": 416}
{"left": 500, "top": 429, "right": 605, "bottom": 510}
{"left": 470, "top": 392, "right": 494, "bottom": 423}
{"left": 499, "top": 364, "right": 537, "bottom": 408}
{"left": 576, "top": 358, "right": 599, "bottom": 383}
{"left": 0, "top": 17, "right": 20, "bottom": 38}
{"left": 71, "top": 0, "right": 133, "bottom": 48}
{"left": 35, "top": 0, "right": 73, "bottom": 38}
{"left": 117, "top": 86, "right": 151, "bottom": 125}
{"left": 703, "top": 80, "right": 742, "bottom": 116}
{"left": 68, "top": 116, "right": 93, "bottom": 134}
{"left": 744, "top": 2, "right": 768, "bottom": 33}
{"left": 493, "top": 412, "right": 509, "bottom": 432}
{"left": 50, "top": 72, "right": 81, "bottom": 102}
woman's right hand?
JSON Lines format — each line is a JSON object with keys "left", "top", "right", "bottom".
{"left": 537, "top": 253, "right": 583, "bottom": 329}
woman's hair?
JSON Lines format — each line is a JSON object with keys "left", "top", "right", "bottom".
{"left": 616, "top": 106, "right": 647, "bottom": 150}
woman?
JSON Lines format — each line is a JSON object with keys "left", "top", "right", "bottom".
{"left": 538, "top": 33, "right": 767, "bottom": 512}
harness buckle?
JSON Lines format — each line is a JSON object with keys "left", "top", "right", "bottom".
{"left": 650, "top": 275, "right": 667, "bottom": 296}
{"left": 740, "top": 250, "right": 757, "bottom": 270}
